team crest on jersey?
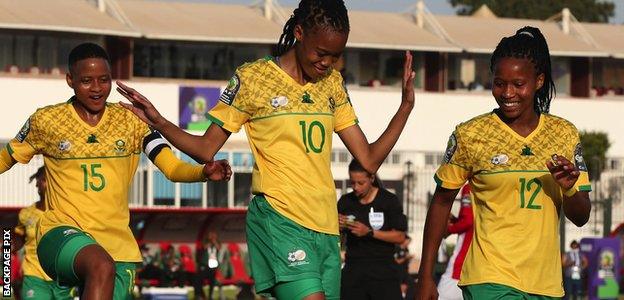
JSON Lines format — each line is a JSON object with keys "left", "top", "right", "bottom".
{"left": 574, "top": 143, "right": 588, "bottom": 171}
{"left": 114, "top": 139, "right": 126, "bottom": 153}
{"left": 219, "top": 74, "right": 240, "bottom": 105}
{"left": 15, "top": 119, "right": 30, "bottom": 142}
{"left": 58, "top": 140, "right": 71, "bottom": 152}
{"left": 270, "top": 96, "right": 288, "bottom": 109}
{"left": 443, "top": 133, "right": 457, "bottom": 164}
{"left": 491, "top": 154, "right": 509, "bottom": 165}
{"left": 26, "top": 289, "right": 34, "bottom": 298}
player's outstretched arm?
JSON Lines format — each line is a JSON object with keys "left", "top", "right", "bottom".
{"left": 117, "top": 81, "right": 230, "bottom": 163}
{"left": 0, "top": 147, "right": 17, "bottom": 174}
{"left": 152, "top": 147, "right": 232, "bottom": 182}
{"left": 338, "top": 51, "right": 415, "bottom": 174}
{"left": 546, "top": 156, "right": 591, "bottom": 227}
{"left": 416, "top": 186, "right": 459, "bottom": 300}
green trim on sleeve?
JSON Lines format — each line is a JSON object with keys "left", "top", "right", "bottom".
{"left": 6, "top": 143, "right": 14, "bottom": 156}
{"left": 206, "top": 114, "right": 225, "bottom": 127}
{"left": 578, "top": 185, "right": 592, "bottom": 192}
{"left": 434, "top": 174, "right": 443, "bottom": 186}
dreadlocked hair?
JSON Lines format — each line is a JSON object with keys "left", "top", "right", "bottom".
{"left": 276, "top": 0, "right": 350, "bottom": 56}
{"left": 490, "top": 26, "right": 556, "bottom": 113}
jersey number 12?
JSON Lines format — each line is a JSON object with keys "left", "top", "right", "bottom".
{"left": 519, "top": 177, "right": 542, "bottom": 209}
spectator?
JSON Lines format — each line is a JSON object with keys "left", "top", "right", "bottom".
{"left": 195, "top": 231, "right": 228, "bottom": 300}
{"left": 562, "top": 240, "right": 588, "bottom": 300}
{"left": 157, "top": 242, "right": 181, "bottom": 287}
{"left": 394, "top": 236, "right": 414, "bottom": 299}
{"left": 137, "top": 244, "right": 164, "bottom": 287}
{"left": 338, "top": 159, "right": 407, "bottom": 299}
{"left": 179, "top": 245, "right": 196, "bottom": 287}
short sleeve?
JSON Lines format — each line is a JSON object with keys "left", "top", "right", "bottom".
{"left": 386, "top": 193, "right": 407, "bottom": 231}
{"left": 568, "top": 131, "right": 592, "bottom": 192}
{"left": 333, "top": 75, "right": 358, "bottom": 132}
{"left": 208, "top": 71, "right": 253, "bottom": 133}
{"left": 14, "top": 210, "right": 26, "bottom": 236}
{"left": 434, "top": 129, "right": 472, "bottom": 190}
{"left": 8, "top": 114, "right": 40, "bottom": 164}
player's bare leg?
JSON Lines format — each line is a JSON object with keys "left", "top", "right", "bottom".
{"left": 74, "top": 244, "right": 115, "bottom": 299}
{"left": 303, "top": 292, "right": 325, "bottom": 300}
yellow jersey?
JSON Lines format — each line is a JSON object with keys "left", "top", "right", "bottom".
{"left": 435, "top": 112, "right": 591, "bottom": 297}
{"left": 7, "top": 99, "right": 204, "bottom": 262}
{"left": 14, "top": 203, "right": 50, "bottom": 280}
{"left": 208, "top": 57, "right": 358, "bottom": 235}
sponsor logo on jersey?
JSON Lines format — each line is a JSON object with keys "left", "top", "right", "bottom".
{"left": 329, "top": 97, "right": 336, "bottom": 112}
{"left": 574, "top": 143, "right": 588, "bottom": 171}
{"left": 87, "top": 134, "right": 99, "bottom": 144}
{"left": 58, "top": 140, "right": 71, "bottom": 152}
{"left": 270, "top": 96, "right": 288, "bottom": 109}
{"left": 15, "top": 119, "right": 30, "bottom": 142}
{"left": 219, "top": 74, "right": 240, "bottom": 105}
{"left": 443, "top": 133, "right": 457, "bottom": 164}
{"left": 521, "top": 145, "right": 534, "bottom": 156}
{"left": 491, "top": 154, "right": 509, "bottom": 165}
{"left": 301, "top": 91, "right": 314, "bottom": 104}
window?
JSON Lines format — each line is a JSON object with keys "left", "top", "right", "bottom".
{"left": 234, "top": 172, "right": 252, "bottom": 207}
{"left": 133, "top": 41, "right": 271, "bottom": 80}
{"left": 392, "top": 153, "right": 401, "bottom": 164}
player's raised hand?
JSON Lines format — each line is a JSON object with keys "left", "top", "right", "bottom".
{"left": 116, "top": 81, "right": 166, "bottom": 129}
{"left": 203, "top": 159, "right": 232, "bottom": 182}
{"left": 546, "top": 154, "right": 580, "bottom": 191}
{"left": 401, "top": 50, "right": 416, "bottom": 108}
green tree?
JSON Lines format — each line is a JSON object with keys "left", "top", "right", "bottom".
{"left": 448, "top": 0, "right": 615, "bottom": 23}
{"left": 579, "top": 131, "right": 611, "bottom": 181}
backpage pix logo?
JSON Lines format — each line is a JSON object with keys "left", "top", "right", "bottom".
{"left": 2, "top": 228, "right": 11, "bottom": 297}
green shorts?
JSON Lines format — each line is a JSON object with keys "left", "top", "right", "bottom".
{"left": 461, "top": 283, "right": 561, "bottom": 300}
{"left": 21, "top": 275, "right": 73, "bottom": 299}
{"left": 246, "top": 195, "right": 341, "bottom": 300}
{"left": 37, "top": 226, "right": 137, "bottom": 300}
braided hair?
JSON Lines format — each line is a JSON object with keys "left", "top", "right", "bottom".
{"left": 276, "top": 0, "right": 350, "bottom": 56}
{"left": 490, "top": 26, "right": 556, "bottom": 113}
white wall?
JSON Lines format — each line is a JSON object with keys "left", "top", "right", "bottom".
{"left": 1, "top": 77, "right": 622, "bottom": 156}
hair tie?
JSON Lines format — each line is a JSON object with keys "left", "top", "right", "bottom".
{"left": 518, "top": 31, "right": 534, "bottom": 38}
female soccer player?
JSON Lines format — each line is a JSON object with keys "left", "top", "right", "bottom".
{"left": 117, "top": 1, "right": 416, "bottom": 299}
{"left": 0, "top": 43, "right": 230, "bottom": 299}
{"left": 416, "top": 26, "right": 591, "bottom": 299}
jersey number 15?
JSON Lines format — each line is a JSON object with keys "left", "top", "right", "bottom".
{"left": 81, "top": 163, "right": 106, "bottom": 192}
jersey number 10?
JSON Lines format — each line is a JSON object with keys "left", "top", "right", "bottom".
{"left": 299, "top": 120, "right": 326, "bottom": 153}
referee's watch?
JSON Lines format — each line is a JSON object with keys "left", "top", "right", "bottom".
{"left": 366, "top": 228, "right": 374, "bottom": 238}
